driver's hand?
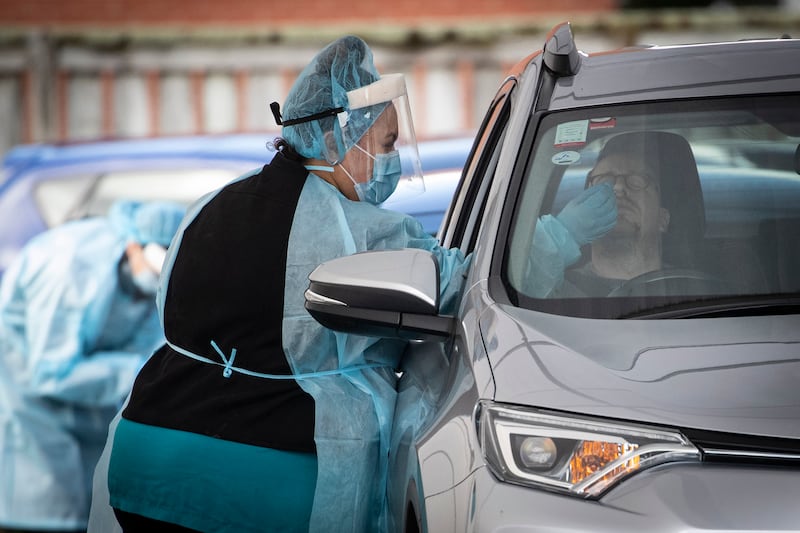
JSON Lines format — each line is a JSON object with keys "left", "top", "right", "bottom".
{"left": 555, "top": 183, "right": 617, "bottom": 246}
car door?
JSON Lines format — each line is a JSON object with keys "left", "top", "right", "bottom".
{"left": 391, "top": 78, "right": 519, "bottom": 533}
{"left": 440, "top": 77, "right": 515, "bottom": 254}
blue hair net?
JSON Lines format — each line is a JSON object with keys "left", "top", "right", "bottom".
{"left": 281, "top": 35, "right": 387, "bottom": 162}
{"left": 108, "top": 200, "right": 186, "bottom": 247}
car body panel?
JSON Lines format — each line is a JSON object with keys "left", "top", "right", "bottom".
{"left": 482, "top": 305, "right": 800, "bottom": 438}
{"left": 454, "top": 464, "right": 800, "bottom": 532}
{"left": 550, "top": 40, "right": 800, "bottom": 110}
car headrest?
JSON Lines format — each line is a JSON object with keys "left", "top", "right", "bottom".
{"left": 794, "top": 143, "right": 800, "bottom": 175}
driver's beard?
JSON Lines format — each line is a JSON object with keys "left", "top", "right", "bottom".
{"left": 593, "top": 229, "right": 662, "bottom": 277}
{"left": 595, "top": 228, "right": 638, "bottom": 256}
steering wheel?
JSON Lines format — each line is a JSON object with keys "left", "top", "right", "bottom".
{"left": 607, "top": 268, "right": 732, "bottom": 297}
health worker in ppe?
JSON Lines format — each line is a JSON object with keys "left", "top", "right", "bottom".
{"left": 0, "top": 199, "right": 185, "bottom": 533}
{"left": 88, "top": 35, "right": 471, "bottom": 533}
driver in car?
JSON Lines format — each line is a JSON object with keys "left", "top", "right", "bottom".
{"left": 529, "top": 131, "right": 679, "bottom": 297}
{"left": 564, "top": 131, "right": 672, "bottom": 296}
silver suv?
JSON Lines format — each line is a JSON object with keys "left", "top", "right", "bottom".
{"left": 305, "top": 23, "right": 800, "bottom": 532}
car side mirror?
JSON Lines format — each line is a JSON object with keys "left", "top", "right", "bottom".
{"left": 304, "top": 249, "right": 454, "bottom": 341}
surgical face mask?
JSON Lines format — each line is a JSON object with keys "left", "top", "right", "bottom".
{"left": 345, "top": 145, "right": 403, "bottom": 205}
{"left": 132, "top": 268, "right": 160, "bottom": 295}
{"left": 142, "top": 243, "right": 167, "bottom": 273}
{"left": 131, "top": 243, "right": 166, "bottom": 295}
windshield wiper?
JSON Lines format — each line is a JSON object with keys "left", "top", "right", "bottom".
{"left": 623, "top": 294, "right": 800, "bottom": 319}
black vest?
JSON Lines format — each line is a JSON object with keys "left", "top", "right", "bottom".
{"left": 123, "top": 154, "right": 317, "bottom": 453}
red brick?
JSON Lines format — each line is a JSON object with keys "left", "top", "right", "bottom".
{"left": 0, "top": 0, "right": 615, "bottom": 25}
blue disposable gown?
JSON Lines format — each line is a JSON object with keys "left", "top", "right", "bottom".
{"left": 0, "top": 218, "right": 164, "bottom": 530}
{"left": 281, "top": 175, "right": 469, "bottom": 532}
{"left": 88, "top": 169, "right": 470, "bottom": 533}
{"left": 524, "top": 214, "right": 583, "bottom": 298}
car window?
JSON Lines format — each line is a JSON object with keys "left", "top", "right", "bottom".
{"left": 33, "top": 166, "right": 252, "bottom": 227}
{"left": 81, "top": 168, "right": 244, "bottom": 217}
{"left": 442, "top": 80, "right": 514, "bottom": 252}
{"left": 33, "top": 173, "right": 100, "bottom": 227}
{"left": 505, "top": 94, "right": 800, "bottom": 318}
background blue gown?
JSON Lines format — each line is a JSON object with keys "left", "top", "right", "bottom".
{"left": 0, "top": 218, "right": 165, "bottom": 530}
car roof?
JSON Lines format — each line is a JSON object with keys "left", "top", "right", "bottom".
{"left": 2, "top": 133, "right": 278, "bottom": 169}
{"left": 0, "top": 132, "right": 475, "bottom": 194}
{"left": 540, "top": 35, "right": 800, "bottom": 111}
{"left": 2, "top": 132, "right": 473, "bottom": 170}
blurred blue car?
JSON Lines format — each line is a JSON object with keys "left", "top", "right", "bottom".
{"left": 0, "top": 133, "right": 472, "bottom": 278}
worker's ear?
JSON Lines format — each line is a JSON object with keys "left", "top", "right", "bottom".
{"left": 323, "top": 130, "right": 342, "bottom": 164}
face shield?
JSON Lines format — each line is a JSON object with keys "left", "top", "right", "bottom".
{"left": 274, "top": 64, "right": 425, "bottom": 203}
{"left": 338, "top": 74, "right": 425, "bottom": 202}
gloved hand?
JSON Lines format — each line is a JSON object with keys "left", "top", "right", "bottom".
{"left": 555, "top": 183, "right": 617, "bottom": 246}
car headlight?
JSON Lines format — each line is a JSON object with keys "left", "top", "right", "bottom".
{"left": 478, "top": 401, "right": 700, "bottom": 498}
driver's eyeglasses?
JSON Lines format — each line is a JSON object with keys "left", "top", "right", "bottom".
{"left": 587, "top": 172, "right": 655, "bottom": 191}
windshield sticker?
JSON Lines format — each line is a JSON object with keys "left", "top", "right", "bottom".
{"left": 554, "top": 120, "right": 589, "bottom": 147}
{"left": 589, "top": 117, "right": 617, "bottom": 130}
{"left": 551, "top": 150, "right": 581, "bottom": 165}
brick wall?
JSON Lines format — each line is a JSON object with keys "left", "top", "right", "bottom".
{"left": 0, "top": 0, "right": 615, "bottom": 25}
{"left": 1, "top": 1, "right": 795, "bottom": 154}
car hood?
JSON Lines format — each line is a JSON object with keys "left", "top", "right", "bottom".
{"left": 480, "top": 303, "right": 800, "bottom": 439}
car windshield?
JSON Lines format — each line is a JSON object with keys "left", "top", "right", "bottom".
{"left": 31, "top": 164, "right": 255, "bottom": 227}
{"left": 505, "top": 94, "right": 800, "bottom": 319}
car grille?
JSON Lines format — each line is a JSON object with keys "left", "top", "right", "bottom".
{"left": 684, "top": 427, "right": 800, "bottom": 466}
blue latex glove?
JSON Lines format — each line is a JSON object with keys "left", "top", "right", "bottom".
{"left": 555, "top": 183, "right": 617, "bottom": 245}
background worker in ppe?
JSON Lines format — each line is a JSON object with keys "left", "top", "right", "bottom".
{"left": 87, "top": 35, "right": 470, "bottom": 533}
{"left": 0, "top": 199, "right": 185, "bottom": 533}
